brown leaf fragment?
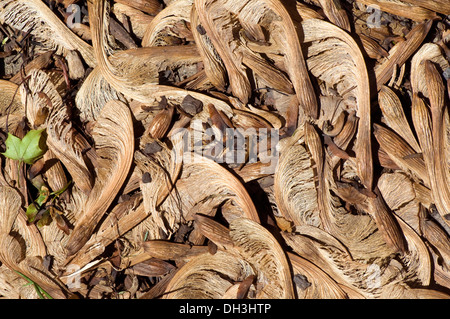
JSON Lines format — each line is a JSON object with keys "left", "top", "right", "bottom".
{"left": 52, "top": 209, "right": 71, "bottom": 235}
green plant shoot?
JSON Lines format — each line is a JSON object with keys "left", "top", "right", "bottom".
{"left": 14, "top": 270, "right": 53, "bottom": 299}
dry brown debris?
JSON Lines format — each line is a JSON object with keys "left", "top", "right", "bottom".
{"left": 0, "top": 0, "right": 449, "bottom": 299}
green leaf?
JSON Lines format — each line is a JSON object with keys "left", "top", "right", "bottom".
{"left": 26, "top": 203, "right": 39, "bottom": 223}
{"left": 2, "top": 129, "right": 47, "bottom": 165}
{"left": 26, "top": 185, "right": 51, "bottom": 224}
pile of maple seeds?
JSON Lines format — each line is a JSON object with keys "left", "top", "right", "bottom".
{"left": 0, "top": 0, "right": 449, "bottom": 299}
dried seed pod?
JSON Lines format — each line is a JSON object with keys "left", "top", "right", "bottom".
{"left": 246, "top": 105, "right": 283, "bottom": 129}
{"left": 229, "top": 218, "right": 295, "bottom": 299}
{"left": 305, "top": 123, "right": 335, "bottom": 234}
{"left": 366, "top": 188, "right": 408, "bottom": 254}
{"left": 193, "top": 214, "right": 233, "bottom": 250}
{"left": 274, "top": 135, "right": 320, "bottom": 227}
{"left": 145, "top": 103, "right": 174, "bottom": 139}
{"left": 42, "top": 149, "right": 69, "bottom": 196}
{"left": 375, "top": 19, "right": 434, "bottom": 89}
{"left": 402, "top": 0, "right": 450, "bottom": 14}
{"left": 9, "top": 51, "right": 53, "bottom": 85}
{"left": 0, "top": 80, "right": 22, "bottom": 117}
{"left": 65, "top": 50, "right": 85, "bottom": 80}
{"left": 358, "top": 34, "right": 389, "bottom": 60}
{"left": 232, "top": 108, "right": 273, "bottom": 130}
{"left": 190, "top": 3, "right": 227, "bottom": 91}
{"left": 378, "top": 86, "right": 421, "bottom": 152}
{"left": 112, "top": 3, "right": 154, "bottom": 39}
{"left": 194, "top": 0, "right": 252, "bottom": 104}
{"left": 418, "top": 206, "right": 450, "bottom": 288}
{"left": 0, "top": 0, "right": 96, "bottom": 67}
{"left": 411, "top": 43, "right": 449, "bottom": 98}
{"left": 127, "top": 258, "right": 175, "bottom": 277}
{"left": 355, "top": 0, "right": 437, "bottom": 21}
{"left": 241, "top": 48, "right": 294, "bottom": 95}
{"left": 288, "top": 252, "right": 349, "bottom": 299}
{"left": 143, "top": 240, "right": 209, "bottom": 264}
{"left": 238, "top": 0, "right": 319, "bottom": 118}
{"left": 316, "top": 0, "right": 350, "bottom": 32}
{"left": 162, "top": 250, "right": 255, "bottom": 299}
{"left": 424, "top": 61, "right": 450, "bottom": 225}
{"left": 22, "top": 70, "right": 95, "bottom": 194}
{"left": 373, "top": 123, "right": 429, "bottom": 186}
{"left": 333, "top": 111, "right": 358, "bottom": 150}
{"left": 114, "top": 0, "right": 162, "bottom": 15}
{"left": 142, "top": 0, "right": 192, "bottom": 46}
{"left": 393, "top": 215, "right": 432, "bottom": 286}
{"left": 65, "top": 100, "right": 134, "bottom": 258}
{"left": 302, "top": 18, "right": 373, "bottom": 190}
